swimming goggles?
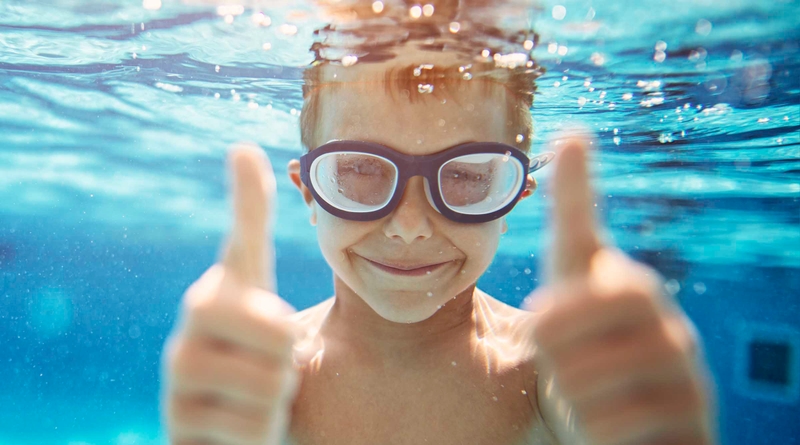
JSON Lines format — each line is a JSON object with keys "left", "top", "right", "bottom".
{"left": 299, "top": 140, "right": 555, "bottom": 224}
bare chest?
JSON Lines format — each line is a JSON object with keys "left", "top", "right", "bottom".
{"left": 288, "top": 353, "right": 550, "bottom": 445}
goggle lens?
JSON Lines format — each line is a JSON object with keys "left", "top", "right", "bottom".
{"left": 310, "top": 152, "right": 398, "bottom": 212}
{"left": 439, "top": 152, "right": 524, "bottom": 215}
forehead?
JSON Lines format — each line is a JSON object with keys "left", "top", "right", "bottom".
{"left": 315, "top": 79, "right": 515, "bottom": 156}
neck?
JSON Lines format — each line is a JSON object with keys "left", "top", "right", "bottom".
{"left": 321, "top": 275, "right": 477, "bottom": 360}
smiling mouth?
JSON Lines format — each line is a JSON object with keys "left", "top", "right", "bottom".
{"left": 361, "top": 256, "right": 450, "bottom": 277}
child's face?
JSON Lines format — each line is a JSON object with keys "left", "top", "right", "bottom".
{"left": 291, "top": 80, "right": 536, "bottom": 324}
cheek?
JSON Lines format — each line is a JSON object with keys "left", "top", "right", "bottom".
{"left": 315, "top": 211, "right": 368, "bottom": 262}
{"left": 453, "top": 222, "right": 503, "bottom": 268}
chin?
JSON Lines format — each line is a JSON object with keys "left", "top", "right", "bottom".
{"left": 366, "top": 294, "right": 444, "bottom": 324}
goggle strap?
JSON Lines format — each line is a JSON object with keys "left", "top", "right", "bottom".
{"left": 528, "top": 151, "right": 556, "bottom": 174}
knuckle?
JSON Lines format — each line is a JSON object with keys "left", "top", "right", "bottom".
{"left": 170, "top": 395, "right": 207, "bottom": 428}
{"left": 182, "top": 266, "right": 227, "bottom": 320}
{"left": 662, "top": 317, "right": 697, "bottom": 359}
{"left": 170, "top": 339, "right": 203, "bottom": 379}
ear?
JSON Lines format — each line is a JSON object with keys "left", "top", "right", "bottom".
{"left": 519, "top": 175, "right": 538, "bottom": 200}
{"left": 288, "top": 159, "right": 317, "bottom": 226}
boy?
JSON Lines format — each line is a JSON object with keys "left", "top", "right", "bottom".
{"left": 160, "top": 38, "right": 715, "bottom": 445}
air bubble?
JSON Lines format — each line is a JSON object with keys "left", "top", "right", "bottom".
{"left": 524, "top": 40, "right": 534, "bottom": 50}
{"left": 252, "top": 12, "right": 271, "bottom": 26}
{"left": 516, "top": 134, "right": 524, "bottom": 143}
{"left": 278, "top": 24, "right": 298, "bottom": 36}
{"left": 128, "top": 325, "right": 141, "bottom": 339}
{"left": 696, "top": 19, "right": 712, "bottom": 36}
{"left": 693, "top": 282, "right": 707, "bottom": 295}
{"left": 142, "top": 0, "right": 161, "bottom": 10}
{"left": 427, "top": 292, "right": 433, "bottom": 297}
{"left": 217, "top": 5, "right": 244, "bottom": 16}
{"left": 552, "top": 5, "right": 566, "bottom": 20}
{"left": 341, "top": 55, "right": 358, "bottom": 67}
{"left": 665, "top": 279, "right": 681, "bottom": 295}
{"left": 449, "top": 22, "right": 461, "bottom": 33}
{"left": 418, "top": 84, "right": 434, "bottom": 94}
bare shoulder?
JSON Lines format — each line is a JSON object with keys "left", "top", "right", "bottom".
{"left": 473, "top": 288, "right": 538, "bottom": 338}
{"left": 289, "top": 296, "right": 335, "bottom": 332}
{"left": 474, "top": 289, "right": 548, "bottom": 422}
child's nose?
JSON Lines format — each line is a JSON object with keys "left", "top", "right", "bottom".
{"left": 382, "top": 176, "right": 435, "bottom": 244}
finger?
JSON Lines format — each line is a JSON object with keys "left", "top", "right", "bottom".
{"left": 180, "top": 268, "right": 297, "bottom": 361}
{"left": 581, "top": 381, "right": 706, "bottom": 445}
{"left": 547, "top": 132, "right": 602, "bottom": 282}
{"left": 170, "top": 394, "right": 269, "bottom": 445}
{"left": 547, "top": 316, "right": 696, "bottom": 405}
{"left": 533, "top": 280, "right": 661, "bottom": 355}
{"left": 221, "top": 143, "right": 277, "bottom": 292}
{"left": 171, "top": 338, "right": 295, "bottom": 408}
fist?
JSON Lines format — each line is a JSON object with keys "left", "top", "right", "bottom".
{"left": 161, "top": 146, "right": 301, "bottom": 445}
{"left": 529, "top": 135, "right": 716, "bottom": 445}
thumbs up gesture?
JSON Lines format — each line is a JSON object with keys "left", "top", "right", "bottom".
{"left": 530, "top": 135, "right": 717, "bottom": 445}
{"left": 161, "top": 145, "right": 300, "bottom": 445}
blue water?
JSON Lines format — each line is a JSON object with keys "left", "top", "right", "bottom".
{"left": 1, "top": 0, "right": 799, "bottom": 444}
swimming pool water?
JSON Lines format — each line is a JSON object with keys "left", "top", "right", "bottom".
{"left": 0, "top": 0, "right": 798, "bottom": 444}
